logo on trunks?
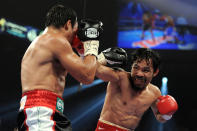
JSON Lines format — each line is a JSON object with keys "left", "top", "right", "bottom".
{"left": 56, "top": 97, "right": 64, "bottom": 113}
{"left": 19, "top": 95, "right": 27, "bottom": 111}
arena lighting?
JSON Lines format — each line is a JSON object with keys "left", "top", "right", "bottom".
{"left": 63, "top": 79, "right": 104, "bottom": 98}
{"left": 161, "top": 77, "right": 168, "bottom": 95}
{"left": 0, "top": 18, "right": 42, "bottom": 42}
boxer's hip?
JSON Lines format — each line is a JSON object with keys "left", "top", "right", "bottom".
{"left": 17, "top": 89, "right": 71, "bottom": 131}
{"left": 19, "top": 89, "right": 64, "bottom": 113}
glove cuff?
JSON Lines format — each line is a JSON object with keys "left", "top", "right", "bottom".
{"left": 161, "top": 114, "right": 172, "bottom": 120}
{"left": 83, "top": 40, "right": 99, "bottom": 58}
{"left": 98, "top": 52, "right": 107, "bottom": 65}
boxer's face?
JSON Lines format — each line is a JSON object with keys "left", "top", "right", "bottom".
{"left": 66, "top": 20, "right": 78, "bottom": 43}
{"left": 72, "top": 20, "right": 78, "bottom": 34}
{"left": 72, "top": 20, "right": 78, "bottom": 38}
{"left": 131, "top": 59, "right": 158, "bottom": 90}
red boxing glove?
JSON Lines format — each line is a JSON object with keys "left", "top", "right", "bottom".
{"left": 72, "top": 35, "right": 84, "bottom": 56}
{"left": 157, "top": 95, "right": 178, "bottom": 120}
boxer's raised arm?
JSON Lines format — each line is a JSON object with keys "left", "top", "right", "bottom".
{"left": 51, "top": 38, "right": 97, "bottom": 84}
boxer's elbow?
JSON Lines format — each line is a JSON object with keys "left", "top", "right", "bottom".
{"left": 83, "top": 77, "right": 94, "bottom": 85}
{"left": 79, "top": 74, "right": 94, "bottom": 85}
{"left": 78, "top": 69, "right": 96, "bottom": 84}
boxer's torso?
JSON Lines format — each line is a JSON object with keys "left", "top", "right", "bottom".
{"left": 21, "top": 32, "right": 68, "bottom": 97}
{"left": 100, "top": 72, "right": 159, "bottom": 129}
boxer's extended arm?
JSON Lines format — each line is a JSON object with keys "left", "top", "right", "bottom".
{"left": 51, "top": 38, "right": 97, "bottom": 84}
{"left": 96, "top": 62, "right": 120, "bottom": 82}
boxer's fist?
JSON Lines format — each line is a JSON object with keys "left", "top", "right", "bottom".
{"left": 157, "top": 95, "right": 178, "bottom": 120}
{"left": 76, "top": 18, "right": 103, "bottom": 57}
{"left": 77, "top": 18, "right": 103, "bottom": 41}
{"left": 98, "top": 47, "right": 127, "bottom": 67}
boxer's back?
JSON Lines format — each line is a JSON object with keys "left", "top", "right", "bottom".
{"left": 21, "top": 33, "right": 66, "bottom": 96}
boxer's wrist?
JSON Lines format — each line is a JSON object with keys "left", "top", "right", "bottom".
{"left": 97, "top": 52, "right": 107, "bottom": 65}
{"left": 84, "top": 40, "right": 99, "bottom": 58}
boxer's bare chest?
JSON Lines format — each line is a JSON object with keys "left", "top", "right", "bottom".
{"left": 123, "top": 91, "right": 155, "bottom": 117}
{"left": 111, "top": 86, "right": 156, "bottom": 118}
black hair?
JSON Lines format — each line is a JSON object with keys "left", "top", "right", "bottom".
{"left": 45, "top": 4, "right": 77, "bottom": 28}
{"left": 131, "top": 48, "right": 161, "bottom": 72}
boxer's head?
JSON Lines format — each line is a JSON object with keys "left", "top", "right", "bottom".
{"left": 130, "top": 48, "right": 160, "bottom": 91}
{"left": 45, "top": 4, "right": 78, "bottom": 41}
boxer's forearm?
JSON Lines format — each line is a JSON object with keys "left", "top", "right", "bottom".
{"left": 96, "top": 62, "right": 119, "bottom": 82}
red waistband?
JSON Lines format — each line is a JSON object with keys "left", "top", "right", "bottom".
{"left": 96, "top": 119, "right": 131, "bottom": 131}
{"left": 22, "top": 89, "right": 63, "bottom": 111}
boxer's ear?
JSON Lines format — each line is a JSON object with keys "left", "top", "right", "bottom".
{"left": 153, "top": 68, "right": 159, "bottom": 77}
{"left": 64, "top": 20, "right": 71, "bottom": 30}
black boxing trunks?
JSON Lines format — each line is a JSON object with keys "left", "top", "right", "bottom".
{"left": 17, "top": 89, "right": 72, "bottom": 131}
